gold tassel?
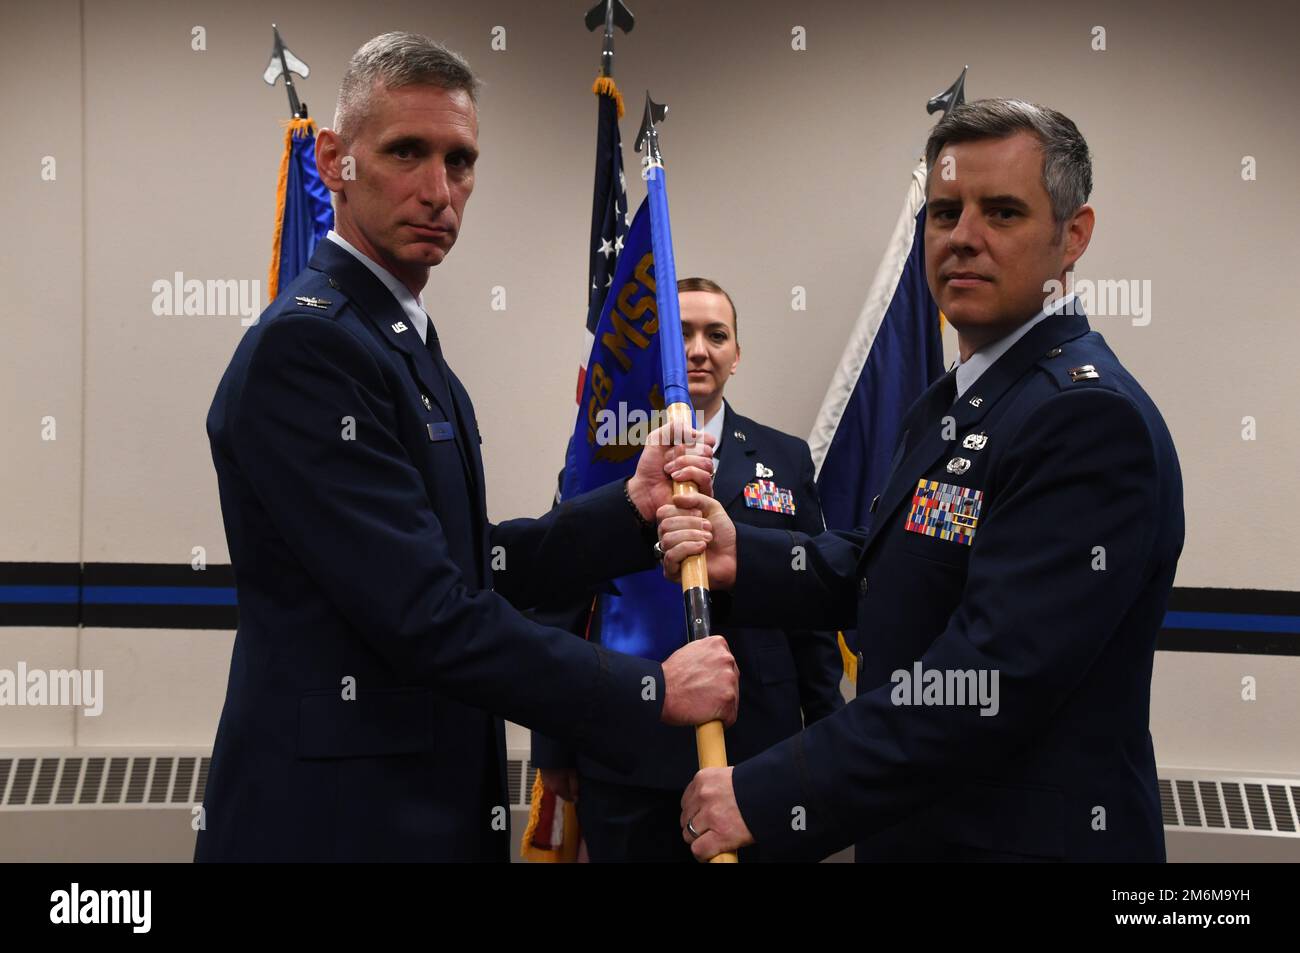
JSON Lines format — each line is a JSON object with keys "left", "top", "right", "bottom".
{"left": 520, "top": 771, "right": 580, "bottom": 863}
{"left": 591, "top": 75, "right": 625, "bottom": 119}
{"left": 837, "top": 631, "right": 858, "bottom": 684}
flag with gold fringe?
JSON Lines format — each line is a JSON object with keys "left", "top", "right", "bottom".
{"left": 267, "top": 117, "right": 332, "bottom": 300}
{"left": 522, "top": 68, "right": 631, "bottom": 863}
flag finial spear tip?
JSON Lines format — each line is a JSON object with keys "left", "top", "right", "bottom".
{"left": 585, "top": 1, "right": 634, "bottom": 78}
{"left": 926, "top": 66, "right": 968, "bottom": 120}
{"left": 634, "top": 91, "right": 667, "bottom": 158}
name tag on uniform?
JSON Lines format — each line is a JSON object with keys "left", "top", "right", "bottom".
{"left": 427, "top": 422, "right": 455, "bottom": 443}
{"left": 905, "top": 479, "right": 982, "bottom": 546}
{"left": 743, "top": 479, "right": 796, "bottom": 515}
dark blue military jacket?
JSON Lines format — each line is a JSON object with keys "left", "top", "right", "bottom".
{"left": 726, "top": 311, "right": 1184, "bottom": 862}
{"left": 532, "top": 405, "right": 844, "bottom": 790}
{"left": 196, "top": 239, "right": 665, "bottom": 862}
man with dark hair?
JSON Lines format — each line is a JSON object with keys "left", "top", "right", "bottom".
{"left": 198, "top": 33, "right": 738, "bottom": 862}
{"left": 660, "top": 100, "right": 1184, "bottom": 862}
{"left": 533, "top": 278, "right": 843, "bottom": 862}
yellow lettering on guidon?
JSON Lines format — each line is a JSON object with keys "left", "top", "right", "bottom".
{"left": 585, "top": 251, "right": 663, "bottom": 446}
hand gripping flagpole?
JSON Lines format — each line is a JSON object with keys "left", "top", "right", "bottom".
{"left": 635, "top": 94, "right": 738, "bottom": 864}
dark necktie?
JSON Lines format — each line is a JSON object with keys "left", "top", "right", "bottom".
{"left": 424, "top": 322, "right": 475, "bottom": 480}
{"left": 910, "top": 368, "right": 959, "bottom": 451}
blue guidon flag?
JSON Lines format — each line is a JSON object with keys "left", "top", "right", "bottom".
{"left": 562, "top": 200, "right": 686, "bottom": 663}
{"left": 559, "top": 69, "right": 683, "bottom": 669}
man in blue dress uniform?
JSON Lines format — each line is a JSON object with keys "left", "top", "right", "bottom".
{"left": 659, "top": 100, "right": 1185, "bottom": 862}
{"left": 197, "top": 33, "right": 738, "bottom": 862}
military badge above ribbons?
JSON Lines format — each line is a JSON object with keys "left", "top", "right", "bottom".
{"left": 905, "top": 479, "right": 982, "bottom": 545}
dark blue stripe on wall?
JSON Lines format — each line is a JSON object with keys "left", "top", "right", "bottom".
{"left": 82, "top": 586, "right": 238, "bottom": 606}
{"left": 1162, "top": 611, "right": 1300, "bottom": 634}
{"left": 0, "top": 564, "right": 1297, "bottom": 651}
{"left": 0, "top": 563, "right": 238, "bottom": 629}
{"left": 1159, "top": 587, "right": 1300, "bottom": 655}
{"left": 0, "top": 586, "right": 81, "bottom": 604}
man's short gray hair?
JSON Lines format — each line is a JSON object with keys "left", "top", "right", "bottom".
{"left": 333, "top": 32, "right": 480, "bottom": 143}
{"left": 924, "top": 99, "right": 1092, "bottom": 237}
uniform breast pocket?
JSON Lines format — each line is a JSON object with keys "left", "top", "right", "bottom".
{"left": 901, "top": 525, "right": 972, "bottom": 569}
{"left": 297, "top": 687, "right": 435, "bottom": 760}
{"left": 738, "top": 507, "right": 798, "bottom": 531}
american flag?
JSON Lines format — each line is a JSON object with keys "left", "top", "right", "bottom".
{"left": 522, "top": 78, "right": 633, "bottom": 863}
{"left": 576, "top": 77, "right": 630, "bottom": 403}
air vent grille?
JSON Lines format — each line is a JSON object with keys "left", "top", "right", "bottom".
{"left": 0, "top": 751, "right": 209, "bottom": 810}
{"left": 0, "top": 753, "right": 1292, "bottom": 838}
{"left": 1161, "top": 776, "right": 1299, "bottom": 837}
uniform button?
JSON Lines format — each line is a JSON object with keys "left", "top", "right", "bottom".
{"left": 1045, "top": 346, "right": 1063, "bottom": 358}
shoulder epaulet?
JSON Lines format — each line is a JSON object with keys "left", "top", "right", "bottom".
{"left": 1037, "top": 341, "right": 1116, "bottom": 393}
{"left": 272, "top": 272, "right": 349, "bottom": 321}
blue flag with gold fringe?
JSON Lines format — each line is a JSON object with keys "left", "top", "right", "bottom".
{"left": 268, "top": 117, "right": 333, "bottom": 300}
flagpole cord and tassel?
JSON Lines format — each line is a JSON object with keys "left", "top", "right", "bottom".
{"left": 592, "top": 75, "right": 626, "bottom": 118}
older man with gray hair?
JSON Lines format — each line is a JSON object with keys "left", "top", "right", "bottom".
{"left": 198, "top": 32, "right": 738, "bottom": 862}
{"left": 660, "top": 99, "right": 1185, "bottom": 862}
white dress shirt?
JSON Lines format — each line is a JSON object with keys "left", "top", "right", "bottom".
{"left": 698, "top": 402, "right": 726, "bottom": 463}
{"left": 954, "top": 293, "right": 1078, "bottom": 399}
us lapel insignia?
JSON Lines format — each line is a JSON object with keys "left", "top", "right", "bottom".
{"left": 743, "top": 479, "right": 796, "bottom": 515}
{"left": 732, "top": 429, "right": 746, "bottom": 442}
{"left": 391, "top": 321, "right": 409, "bottom": 334}
{"left": 905, "top": 479, "right": 983, "bottom": 546}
